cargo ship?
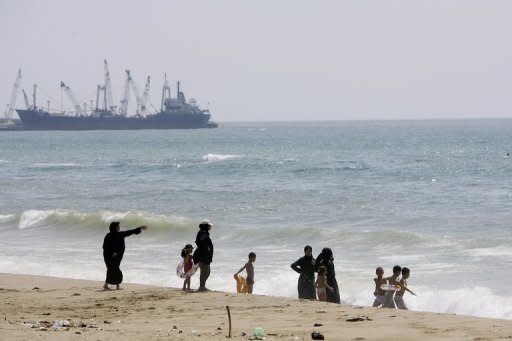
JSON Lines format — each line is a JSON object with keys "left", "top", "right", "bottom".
{"left": 5, "top": 61, "right": 217, "bottom": 130}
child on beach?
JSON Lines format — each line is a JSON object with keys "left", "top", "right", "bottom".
{"left": 394, "top": 267, "right": 416, "bottom": 310}
{"left": 179, "top": 244, "right": 196, "bottom": 291}
{"left": 382, "top": 265, "right": 402, "bottom": 308}
{"left": 234, "top": 252, "right": 256, "bottom": 294}
{"left": 372, "top": 266, "right": 387, "bottom": 307}
{"left": 315, "top": 266, "right": 334, "bottom": 301}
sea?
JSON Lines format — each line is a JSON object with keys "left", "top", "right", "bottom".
{"left": 1, "top": 120, "right": 511, "bottom": 320}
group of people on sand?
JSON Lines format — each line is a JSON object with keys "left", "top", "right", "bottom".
{"left": 102, "top": 220, "right": 413, "bottom": 310}
{"left": 102, "top": 219, "right": 214, "bottom": 292}
{"left": 291, "top": 246, "right": 341, "bottom": 303}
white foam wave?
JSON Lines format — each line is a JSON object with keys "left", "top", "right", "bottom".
{"left": 0, "top": 214, "right": 15, "bottom": 223}
{"left": 30, "top": 162, "right": 81, "bottom": 169}
{"left": 344, "top": 284, "right": 512, "bottom": 320}
{"left": 19, "top": 210, "right": 55, "bottom": 229}
{"left": 17, "top": 209, "right": 191, "bottom": 231}
{"left": 201, "top": 154, "right": 243, "bottom": 162}
{"left": 465, "top": 246, "right": 512, "bottom": 257}
{"left": 252, "top": 270, "right": 512, "bottom": 320}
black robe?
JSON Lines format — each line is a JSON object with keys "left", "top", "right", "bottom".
{"left": 102, "top": 227, "right": 141, "bottom": 285}
{"left": 291, "top": 256, "right": 316, "bottom": 299}
{"left": 315, "top": 250, "right": 341, "bottom": 304}
{"left": 193, "top": 228, "right": 214, "bottom": 264}
{"left": 324, "top": 260, "right": 341, "bottom": 304}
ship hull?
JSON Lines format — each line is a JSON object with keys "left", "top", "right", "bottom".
{"left": 16, "top": 110, "right": 217, "bottom": 130}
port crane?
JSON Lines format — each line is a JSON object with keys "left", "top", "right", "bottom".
{"left": 142, "top": 76, "right": 151, "bottom": 114}
{"left": 22, "top": 89, "right": 31, "bottom": 109}
{"left": 119, "top": 70, "right": 151, "bottom": 116}
{"left": 161, "top": 73, "right": 171, "bottom": 111}
{"left": 4, "top": 69, "right": 22, "bottom": 119}
{"left": 103, "top": 60, "right": 114, "bottom": 111}
{"left": 95, "top": 84, "right": 107, "bottom": 111}
{"left": 60, "top": 81, "right": 82, "bottom": 114}
{"left": 119, "top": 70, "right": 131, "bottom": 116}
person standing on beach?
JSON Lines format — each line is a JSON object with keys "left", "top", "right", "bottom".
{"left": 193, "top": 219, "right": 214, "bottom": 292}
{"left": 291, "top": 245, "right": 316, "bottom": 299}
{"left": 315, "top": 248, "right": 340, "bottom": 304}
{"left": 102, "top": 221, "right": 148, "bottom": 290}
{"left": 234, "top": 252, "right": 256, "bottom": 294}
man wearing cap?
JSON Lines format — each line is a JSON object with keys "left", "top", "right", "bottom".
{"left": 102, "top": 221, "right": 148, "bottom": 290}
{"left": 193, "top": 219, "right": 214, "bottom": 291}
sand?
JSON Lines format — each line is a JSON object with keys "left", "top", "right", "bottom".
{"left": 1, "top": 273, "right": 511, "bottom": 341}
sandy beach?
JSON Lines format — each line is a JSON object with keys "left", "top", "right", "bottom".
{"left": 1, "top": 273, "right": 511, "bottom": 341}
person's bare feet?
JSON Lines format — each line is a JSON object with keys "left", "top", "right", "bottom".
{"left": 103, "top": 283, "right": 109, "bottom": 290}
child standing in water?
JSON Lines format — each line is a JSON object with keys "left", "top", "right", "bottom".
{"left": 234, "top": 252, "right": 256, "bottom": 294}
{"left": 372, "top": 266, "right": 387, "bottom": 307}
{"left": 315, "top": 266, "right": 334, "bottom": 301}
{"left": 394, "top": 267, "right": 416, "bottom": 309}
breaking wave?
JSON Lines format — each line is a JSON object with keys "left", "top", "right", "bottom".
{"left": 201, "top": 154, "right": 243, "bottom": 162}
{"left": 14, "top": 209, "right": 192, "bottom": 232}
{"left": 29, "top": 163, "right": 82, "bottom": 169}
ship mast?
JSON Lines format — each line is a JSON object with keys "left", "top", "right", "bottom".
{"left": 142, "top": 76, "right": 151, "bottom": 114}
{"left": 161, "top": 73, "right": 171, "bottom": 111}
{"left": 119, "top": 70, "right": 131, "bottom": 116}
{"left": 104, "top": 60, "right": 114, "bottom": 111}
{"left": 32, "top": 84, "right": 37, "bottom": 110}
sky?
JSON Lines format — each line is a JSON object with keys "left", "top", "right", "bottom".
{"left": 1, "top": 0, "right": 511, "bottom": 122}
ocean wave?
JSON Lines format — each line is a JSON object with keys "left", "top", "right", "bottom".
{"left": 29, "top": 162, "right": 82, "bottom": 169}
{"left": 340, "top": 282, "right": 512, "bottom": 320}
{"left": 293, "top": 164, "right": 369, "bottom": 174}
{"left": 465, "top": 246, "right": 512, "bottom": 257}
{"left": 16, "top": 209, "right": 192, "bottom": 231}
{"left": 201, "top": 154, "right": 243, "bottom": 162}
{"left": 0, "top": 214, "right": 16, "bottom": 223}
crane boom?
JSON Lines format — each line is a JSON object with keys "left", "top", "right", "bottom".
{"left": 22, "top": 89, "right": 31, "bottom": 109}
{"left": 4, "top": 69, "right": 22, "bottom": 119}
{"left": 128, "top": 72, "right": 144, "bottom": 114}
{"left": 60, "top": 81, "right": 82, "bottom": 114}
{"left": 119, "top": 70, "right": 131, "bottom": 116}
{"left": 142, "top": 76, "right": 151, "bottom": 114}
{"left": 161, "top": 73, "right": 171, "bottom": 111}
{"left": 104, "top": 60, "right": 114, "bottom": 111}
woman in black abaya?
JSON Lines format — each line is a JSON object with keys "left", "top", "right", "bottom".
{"left": 102, "top": 221, "right": 147, "bottom": 290}
{"left": 315, "top": 248, "right": 340, "bottom": 304}
{"left": 290, "top": 245, "right": 316, "bottom": 299}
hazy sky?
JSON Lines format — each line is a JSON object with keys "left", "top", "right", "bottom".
{"left": 1, "top": 0, "right": 511, "bottom": 121}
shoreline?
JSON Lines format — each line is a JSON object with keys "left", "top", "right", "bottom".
{"left": 1, "top": 273, "right": 511, "bottom": 340}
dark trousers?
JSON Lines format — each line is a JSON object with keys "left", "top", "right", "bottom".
{"left": 199, "top": 262, "right": 211, "bottom": 288}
